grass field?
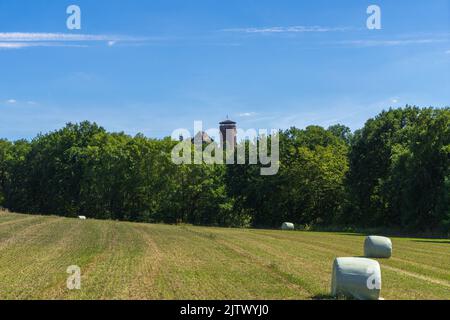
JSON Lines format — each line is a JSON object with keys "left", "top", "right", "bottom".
{"left": 0, "top": 212, "right": 449, "bottom": 300}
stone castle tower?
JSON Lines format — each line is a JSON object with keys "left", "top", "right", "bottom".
{"left": 219, "top": 118, "right": 237, "bottom": 150}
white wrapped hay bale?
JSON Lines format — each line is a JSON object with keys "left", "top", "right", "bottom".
{"left": 364, "top": 236, "right": 392, "bottom": 258}
{"left": 331, "top": 257, "right": 382, "bottom": 300}
{"left": 78, "top": 216, "right": 87, "bottom": 220}
{"left": 281, "top": 222, "right": 294, "bottom": 230}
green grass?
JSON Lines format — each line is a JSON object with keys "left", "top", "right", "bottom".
{"left": 0, "top": 212, "right": 449, "bottom": 300}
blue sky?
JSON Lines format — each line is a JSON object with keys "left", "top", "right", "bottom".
{"left": 0, "top": 0, "right": 449, "bottom": 140}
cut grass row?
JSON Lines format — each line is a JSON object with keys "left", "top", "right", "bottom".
{"left": 0, "top": 212, "right": 448, "bottom": 300}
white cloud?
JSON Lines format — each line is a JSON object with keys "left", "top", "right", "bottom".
{"left": 0, "top": 42, "right": 28, "bottom": 49}
{"left": 238, "top": 112, "right": 257, "bottom": 117}
{"left": 2, "top": 99, "right": 39, "bottom": 106}
{"left": 222, "top": 26, "right": 350, "bottom": 34}
{"left": 0, "top": 32, "right": 125, "bottom": 42}
{"left": 339, "top": 38, "right": 447, "bottom": 47}
{"left": 0, "top": 42, "right": 88, "bottom": 49}
{"left": 0, "top": 32, "right": 143, "bottom": 50}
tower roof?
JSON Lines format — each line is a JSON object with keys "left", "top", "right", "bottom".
{"left": 219, "top": 119, "right": 236, "bottom": 125}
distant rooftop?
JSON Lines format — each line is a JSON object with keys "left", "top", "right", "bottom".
{"left": 191, "top": 131, "right": 214, "bottom": 144}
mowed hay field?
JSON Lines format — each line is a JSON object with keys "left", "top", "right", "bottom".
{"left": 0, "top": 212, "right": 449, "bottom": 300}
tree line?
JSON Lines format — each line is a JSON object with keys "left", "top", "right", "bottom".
{"left": 0, "top": 106, "right": 449, "bottom": 233}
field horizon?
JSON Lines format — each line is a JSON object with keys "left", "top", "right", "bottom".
{"left": 0, "top": 211, "right": 449, "bottom": 300}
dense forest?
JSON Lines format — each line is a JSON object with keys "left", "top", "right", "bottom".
{"left": 0, "top": 106, "right": 449, "bottom": 233}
